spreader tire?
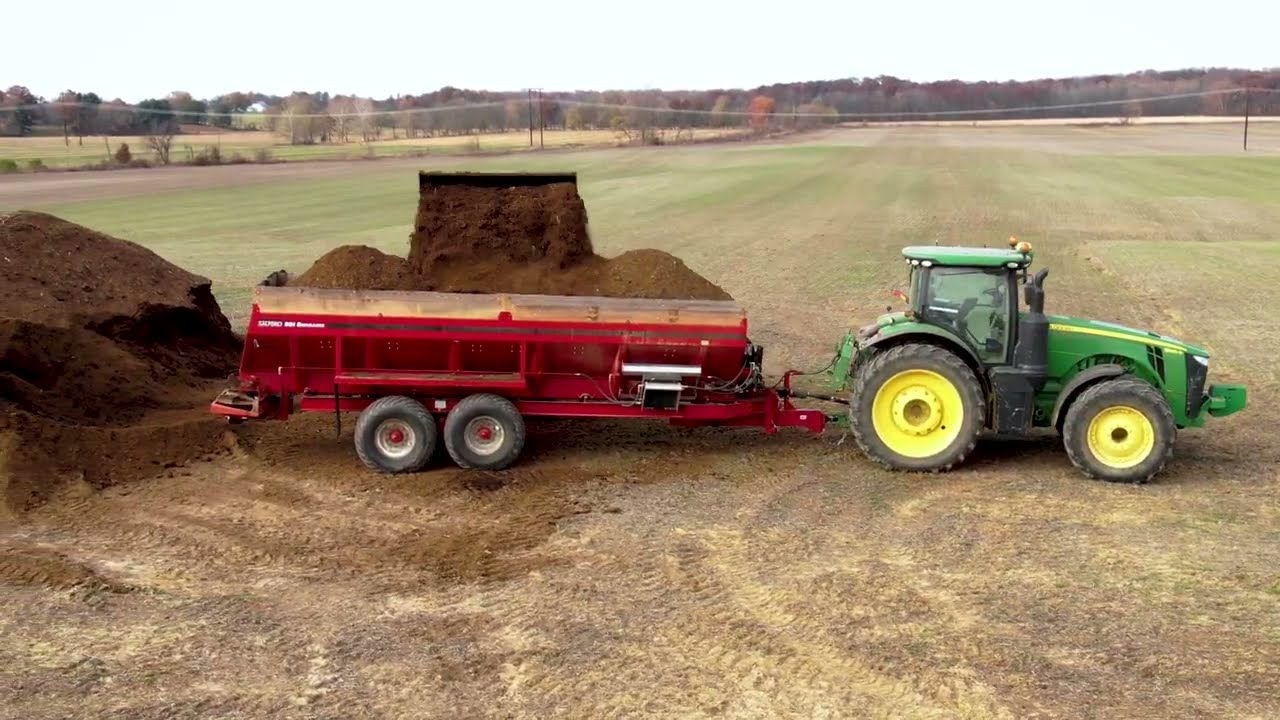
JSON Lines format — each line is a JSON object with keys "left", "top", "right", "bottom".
{"left": 353, "top": 396, "right": 437, "bottom": 473}
{"left": 849, "top": 343, "right": 984, "bottom": 472}
{"left": 444, "top": 394, "right": 526, "bottom": 471}
{"left": 1062, "top": 376, "right": 1174, "bottom": 483}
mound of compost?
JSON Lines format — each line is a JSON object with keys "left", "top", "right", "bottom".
{"left": 400, "top": 178, "right": 731, "bottom": 300}
{"left": 292, "top": 245, "right": 417, "bottom": 291}
{"left": 593, "top": 250, "right": 732, "bottom": 300}
{"left": 0, "top": 211, "right": 242, "bottom": 515}
{"left": 409, "top": 180, "right": 594, "bottom": 275}
{"left": 0, "top": 211, "right": 231, "bottom": 331}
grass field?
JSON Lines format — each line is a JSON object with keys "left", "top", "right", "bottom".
{"left": 2, "top": 124, "right": 1279, "bottom": 718}
{"left": 0, "top": 127, "right": 749, "bottom": 168}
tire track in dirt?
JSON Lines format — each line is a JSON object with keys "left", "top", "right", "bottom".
{"left": 716, "top": 470, "right": 1015, "bottom": 717}
{"left": 467, "top": 438, "right": 1007, "bottom": 717}
{"left": 0, "top": 543, "right": 129, "bottom": 592}
{"left": 4, "top": 412, "right": 1277, "bottom": 718}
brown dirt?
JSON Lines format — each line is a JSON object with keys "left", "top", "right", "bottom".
{"left": 0, "top": 542, "right": 127, "bottom": 592}
{"left": 593, "top": 249, "right": 734, "bottom": 300}
{"left": 0, "top": 211, "right": 242, "bottom": 515}
{"left": 0, "top": 211, "right": 225, "bottom": 329}
{"left": 410, "top": 181, "right": 595, "bottom": 274}
{"left": 419, "top": 252, "right": 733, "bottom": 301}
{"left": 292, "top": 245, "right": 417, "bottom": 291}
{"left": 1, "top": 414, "right": 1275, "bottom": 718}
{"left": 293, "top": 181, "right": 731, "bottom": 301}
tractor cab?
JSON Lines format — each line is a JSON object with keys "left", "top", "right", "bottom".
{"left": 900, "top": 238, "right": 1037, "bottom": 366}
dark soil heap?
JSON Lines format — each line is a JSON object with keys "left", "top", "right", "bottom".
{"left": 293, "top": 245, "right": 416, "bottom": 291}
{"left": 0, "top": 211, "right": 242, "bottom": 514}
{"left": 409, "top": 181, "right": 594, "bottom": 275}
{"left": 399, "top": 177, "right": 731, "bottom": 300}
{"left": 592, "top": 250, "right": 732, "bottom": 300}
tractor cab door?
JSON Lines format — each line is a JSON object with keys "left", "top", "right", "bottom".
{"left": 919, "top": 266, "right": 1014, "bottom": 365}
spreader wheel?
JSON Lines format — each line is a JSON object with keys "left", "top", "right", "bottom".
{"left": 353, "top": 396, "right": 438, "bottom": 473}
{"left": 1062, "top": 376, "right": 1175, "bottom": 483}
{"left": 444, "top": 394, "right": 526, "bottom": 471}
{"left": 848, "top": 343, "right": 985, "bottom": 472}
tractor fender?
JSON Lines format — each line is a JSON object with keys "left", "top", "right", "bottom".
{"left": 866, "top": 325, "right": 980, "bottom": 363}
{"left": 863, "top": 326, "right": 986, "bottom": 390}
{"left": 1050, "top": 363, "right": 1126, "bottom": 428}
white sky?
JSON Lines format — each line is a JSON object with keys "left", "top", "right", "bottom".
{"left": 4, "top": 0, "right": 1278, "bottom": 101}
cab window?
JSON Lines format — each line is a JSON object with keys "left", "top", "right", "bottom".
{"left": 922, "top": 266, "right": 1011, "bottom": 364}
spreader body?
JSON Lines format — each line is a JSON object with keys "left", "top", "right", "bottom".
{"left": 212, "top": 286, "right": 829, "bottom": 436}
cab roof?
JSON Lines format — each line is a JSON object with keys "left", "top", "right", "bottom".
{"left": 902, "top": 245, "right": 1033, "bottom": 268}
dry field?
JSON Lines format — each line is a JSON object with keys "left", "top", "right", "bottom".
{"left": 0, "top": 127, "right": 749, "bottom": 169}
{"left": 2, "top": 125, "right": 1278, "bottom": 718}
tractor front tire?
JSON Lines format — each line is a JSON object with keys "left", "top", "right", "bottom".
{"left": 849, "top": 343, "right": 985, "bottom": 472}
{"left": 1062, "top": 376, "right": 1174, "bottom": 483}
{"left": 444, "top": 394, "right": 526, "bottom": 471}
{"left": 354, "top": 396, "right": 438, "bottom": 474}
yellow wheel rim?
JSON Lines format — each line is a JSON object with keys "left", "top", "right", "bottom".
{"left": 1086, "top": 405, "right": 1155, "bottom": 469}
{"left": 871, "top": 369, "right": 964, "bottom": 459}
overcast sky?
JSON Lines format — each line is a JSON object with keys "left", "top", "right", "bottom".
{"left": 5, "top": 0, "right": 1278, "bottom": 100}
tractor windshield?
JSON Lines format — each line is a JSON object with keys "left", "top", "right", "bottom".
{"left": 920, "top": 266, "right": 1012, "bottom": 364}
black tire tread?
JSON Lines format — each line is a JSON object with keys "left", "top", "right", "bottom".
{"left": 353, "top": 395, "right": 437, "bottom": 473}
{"left": 444, "top": 393, "right": 526, "bottom": 471}
{"left": 848, "top": 343, "right": 985, "bottom": 473}
{"left": 1061, "top": 375, "right": 1175, "bottom": 483}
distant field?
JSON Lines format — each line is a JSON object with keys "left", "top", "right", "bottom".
{"left": 0, "top": 127, "right": 750, "bottom": 168}
{"left": 3, "top": 124, "right": 1279, "bottom": 718}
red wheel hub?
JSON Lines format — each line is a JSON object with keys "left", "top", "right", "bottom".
{"left": 476, "top": 426, "right": 493, "bottom": 441}
{"left": 388, "top": 429, "right": 405, "bottom": 444}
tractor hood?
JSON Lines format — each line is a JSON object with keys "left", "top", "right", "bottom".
{"left": 1047, "top": 315, "right": 1209, "bottom": 357}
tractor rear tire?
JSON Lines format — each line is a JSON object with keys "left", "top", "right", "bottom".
{"left": 849, "top": 343, "right": 984, "bottom": 472}
{"left": 1062, "top": 376, "right": 1174, "bottom": 483}
{"left": 354, "top": 396, "right": 438, "bottom": 474}
{"left": 444, "top": 394, "right": 526, "bottom": 471}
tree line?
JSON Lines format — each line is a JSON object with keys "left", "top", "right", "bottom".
{"left": 3, "top": 67, "right": 1278, "bottom": 142}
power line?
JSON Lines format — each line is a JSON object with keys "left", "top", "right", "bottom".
{"left": 557, "top": 88, "right": 1263, "bottom": 119}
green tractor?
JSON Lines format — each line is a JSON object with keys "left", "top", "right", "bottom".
{"left": 829, "top": 238, "right": 1246, "bottom": 482}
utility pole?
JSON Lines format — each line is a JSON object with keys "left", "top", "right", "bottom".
{"left": 1243, "top": 83, "right": 1251, "bottom": 151}
{"left": 527, "top": 89, "right": 534, "bottom": 147}
{"left": 537, "top": 89, "right": 545, "bottom": 149}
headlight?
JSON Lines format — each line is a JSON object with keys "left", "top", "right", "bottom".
{"left": 1192, "top": 355, "right": 1209, "bottom": 367}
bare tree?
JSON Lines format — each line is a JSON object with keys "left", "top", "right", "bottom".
{"left": 55, "top": 90, "right": 78, "bottom": 146}
{"left": 352, "top": 97, "right": 377, "bottom": 142}
{"left": 272, "top": 93, "right": 328, "bottom": 145}
{"left": 145, "top": 128, "right": 174, "bottom": 164}
{"left": 396, "top": 97, "right": 418, "bottom": 138}
{"left": 327, "top": 96, "right": 356, "bottom": 143}
{"left": 136, "top": 99, "right": 178, "bottom": 164}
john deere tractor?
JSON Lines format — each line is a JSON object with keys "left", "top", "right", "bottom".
{"left": 831, "top": 238, "right": 1246, "bottom": 482}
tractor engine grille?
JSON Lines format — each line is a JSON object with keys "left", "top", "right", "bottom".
{"left": 1185, "top": 353, "right": 1209, "bottom": 417}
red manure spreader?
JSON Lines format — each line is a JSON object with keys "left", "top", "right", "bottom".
{"left": 211, "top": 286, "right": 834, "bottom": 472}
